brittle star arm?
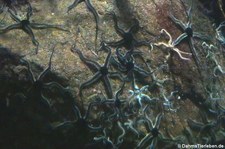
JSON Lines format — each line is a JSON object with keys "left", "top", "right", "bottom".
{"left": 172, "top": 33, "right": 188, "bottom": 46}
{"left": 20, "top": 59, "right": 36, "bottom": 83}
{"left": 25, "top": 2, "right": 33, "bottom": 20}
{"left": 124, "top": 119, "right": 140, "bottom": 137}
{"left": 129, "top": 18, "right": 139, "bottom": 33}
{"left": 116, "top": 121, "right": 126, "bottom": 145}
{"left": 100, "top": 45, "right": 113, "bottom": 98}
{"left": 133, "top": 39, "right": 151, "bottom": 47}
{"left": 30, "top": 23, "right": 69, "bottom": 32}
{"left": 22, "top": 25, "right": 39, "bottom": 53}
{"left": 136, "top": 133, "right": 154, "bottom": 149}
{"left": 175, "top": 33, "right": 202, "bottom": 74}
{"left": 109, "top": 56, "right": 129, "bottom": 73}
{"left": 0, "top": 23, "right": 21, "bottom": 34}
{"left": 8, "top": 9, "right": 21, "bottom": 23}
{"left": 214, "top": 65, "right": 225, "bottom": 77}
{"left": 128, "top": 19, "right": 150, "bottom": 47}
{"left": 188, "top": 38, "right": 202, "bottom": 69}
{"left": 187, "top": 119, "right": 204, "bottom": 134}
{"left": 193, "top": 32, "right": 211, "bottom": 41}
{"left": 110, "top": 11, "right": 125, "bottom": 36}
{"left": 216, "top": 21, "right": 225, "bottom": 44}
{"left": 105, "top": 13, "right": 126, "bottom": 47}
{"left": 148, "top": 113, "right": 163, "bottom": 130}
{"left": 71, "top": 46, "right": 100, "bottom": 72}
{"left": 73, "top": 104, "right": 82, "bottom": 119}
{"left": 169, "top": 12, "right": 186, "bottom": 30}
{"left": 79, "top": 71, "right": 102, "bottom": 96}
{"left": 37, "top": 46, "right": 55, "bottom": 80}
{"left": 106, "top": 39, "right": 125, "bottom": 47}
{"left": 103, "top": 45, "right": 112, "bottom": 68}
{"left": 85, "top": 0, "right": 99, "bottom": 48}
{"left": 40, "top": 92, "right": 52, "bottom": 107}
{"left": 133, "top": 65, "right": 151, "bottom": 77}
{"left": 44, "top": 82, "right": 69, "bottom": 92}
{"left": 94, "top": 128, "right": 116, "bottom": 148}
{"left": 173, "top": 46, "right": 192, "bottom": 60}
{"left": 102, "top": 75, "right": 113, "bottom": 98}
{"left": 137, "top": 93, "right": 151, "bottom": 107}
{"left": 83, "top": 100, "right": 100, "bottom": 119}
{"left": 67, "top": 0, "right": 82, "bottom": 13}
{"left": 108, "top": 71, "right": 125, "bottom": 81}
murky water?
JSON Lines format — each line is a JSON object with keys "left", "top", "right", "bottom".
{"left": 0, "top": 0, "right": 225, "bottom": 148}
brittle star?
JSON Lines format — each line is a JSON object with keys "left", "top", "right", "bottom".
{"left": 110, "top": 48, "right": 151, "bottom": 81}
{"left": 187, "top": 112, "right": 219, "bottom": 143}
{"left": 216, "top": 21, "right": 225, "bottom": 45}
{"left": 0, "top": 1, "right": 31, "bottom": 27}
{"left": 161, "top": 90, "right": 178, "bottom": 112}
{"left": 101, "top": 81, "right": 127, "bottom": 120}
{"left": 0, "top": 0, "right": 16, "bottom": 13}
{"left": 124, "top": 119, "right": 140, "bottom": 137}
{"left": 154, "top": 29, "right": 192, "bottom": 60}
{"left": 0, "top": 7, "right": 69, "bottom": 54}
{"left": 169, "top": 0, "right": 210, "bottom": 73}
{"left": 209, "top": 101, "right": 225, "bottom": 119}
{"left": 128, "top": 79, "right": 151, "bottom": 108}
{"left": 94, "top": 121, "right": 126, "bottom": 148}
{"left": 136, "top": 113, "right": 171, "bottom": 149}
{"left": 52, "top": 102, "right": 102, "bottom": 132}
{"left": 201, "top": 41, "right": 216, "bottom": 56}
{"left": 20, "top": 45, "right": 68, "bottom": 108}
{"left": 72, "top": 103, "right": 102, "bottom": 131}
{"left": 205, "top": 49, "right": 225, "bottom": 77}
{"left": 145, "top": 63, "right": 170, "bottom": 92}
{"left": 71, "top": 44, "right": 123, "bottom": 99}
{"left": 93, "top": 128, "right": 116, "bottom": 149}
{"left": 106, "top": 12, "right": 150, "bottom": 51}
{"left": 0, "top": 0, "right": 30, "bottom": 14}
{"left": 67, "top": 0, "right": 99, "bottom": 50}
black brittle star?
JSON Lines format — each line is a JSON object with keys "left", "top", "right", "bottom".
{"left": 209, "top": 101, "right": 225, "bottom": 119}
{"left": 106, "top": 12, "right": 150, "bottom": 52}
{"left": 51, "top": 102, "right": 102, "bottom": 145}
{"left": 101, "top": 81, "right": 127, "bottom": 120}
{"left": 94, "top": 121, "right": 126, "bottom": 148}
{"left": 187, "top": 112, "right": 221, "bottom": 143}
{"left": 169, "top": 0, "right": 211, "bottom": 74}
{"left": 71, "top": 44, "right": 123, "bottom": 99}
{"left": 1, "top": 0, "right": 17, "bottom": 13}
{"left": 1, "top": 0, "right": 30, "bottom": 13}
{"left": 110, "top": 48, "right": 151, "bottom": 81}
{"left": 0, "top": 6, "right": 69, "bottom": 54}
{"left": 72, "top": 103, "right": 102, "bottom": 131}
{"left": 53, "top": 102, "right": 102, "bottom": 133}
{"left": 136, "top": 111, "right": 175, "bottom": 149}
{"left": 20, "top": 45, "right": 68, "bottom": 108}
{"left": 67, "top": 0, "right": 99, "bottom": 50}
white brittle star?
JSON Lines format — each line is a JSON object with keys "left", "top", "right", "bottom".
{"left": 154, "top": 29, "right": 192, "bottom": 60}
{"left": 128, "top": 80, "right": 151, "bottom": 107}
